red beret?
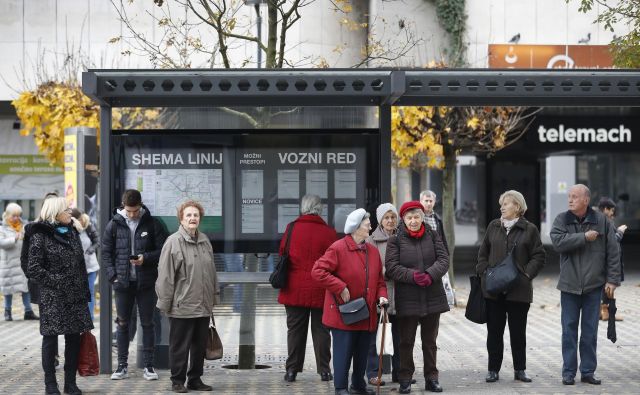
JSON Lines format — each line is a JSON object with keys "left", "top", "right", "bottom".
{"left": 399, "top": 201, "right": 424, "bottom": 218}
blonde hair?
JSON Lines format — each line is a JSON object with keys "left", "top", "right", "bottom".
{"left": 38, "top": 197, "right": 68, "bottom": 223}
{"left": 499, "top": 190, "right": 528, "bottom": 217}
{"left": 79, "top": 213, "right": 91, "bottom": 229}
{"left": 2, "top": 202, "right": 22, "bottom": 222}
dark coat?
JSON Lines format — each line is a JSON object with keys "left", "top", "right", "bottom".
{"left": 551, "top": 207, "right": 621, "bottom": 295}
{"left": 385, "top": 224, "right": 450, "bottom": 317}
{"left": 311, "top": 236, "right": 388, "bottom": 332}
{"left": 26, "top": 222, "right": 93, "bottom": 336}
{"left": 425, "top": 212, "right": 449, "bottom": 253}
{"left": 101, "top": 206, "right": 168, "bottom": 290}
{"left": 476, "top": 217, "right": 546, "bottom": 303}
{"left": 278, "top": 215, "right": 337, "bottom": 308}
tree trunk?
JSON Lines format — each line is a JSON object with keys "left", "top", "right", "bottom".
{"left": 442, "top": 141, "right": 457, "bottom": 287}
{"left": 265, "top": 1, "right": 278, "bottom": 68}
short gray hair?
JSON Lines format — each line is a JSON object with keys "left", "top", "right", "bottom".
{"left": 420, "top": 190, "right": 437, "bottom": 201}
{"left": 2, "top": 202, "right": 22, "bottom": 222}
{"left": 499, "top": 190, "right": 528, "bottom": 216}
{"left": 38, "top": 197, "right": 67, "bottom": 224}
{"left": 300, "top": 194, "right": 322, "bottom": 215}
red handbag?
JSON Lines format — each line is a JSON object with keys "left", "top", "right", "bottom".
{"left": 77, "top": 331, "right": 99, "bottom": 376}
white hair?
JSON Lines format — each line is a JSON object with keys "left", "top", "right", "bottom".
{"left": 420, "top": 190, "right": 437, "bottom": 201}
{"left": 300, "top": 194, "right": 322, "bottom": 216}
{"left": 499, "top": 190, "right": 528, "bottom": 216}
{"left": 2, "top": 203, "right": 22, "bottom": 222}
{"left": 38, "top": 197, "right": 67, "bottom": 224}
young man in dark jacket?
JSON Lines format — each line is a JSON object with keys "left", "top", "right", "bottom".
{"left": 102, "top": 189, "right": 168, "bottom": 381}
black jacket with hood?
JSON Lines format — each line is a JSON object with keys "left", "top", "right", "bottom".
{"left": 101, "top": 205, "right": 168, "bottom": 289}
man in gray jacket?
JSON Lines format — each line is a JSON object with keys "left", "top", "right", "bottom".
{"left": 550, "top": 184, "right": 621, "bottom": 386}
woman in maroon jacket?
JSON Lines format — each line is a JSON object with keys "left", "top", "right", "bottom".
{"left": 312, "top": 208, "right": 388, "bottom": 395}
{"left": 279, "top": 194, "right": 338, "bottom": 383}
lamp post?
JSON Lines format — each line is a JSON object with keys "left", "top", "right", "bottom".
{"left": 243, "top": 0, "right": 266, "bottom": 68}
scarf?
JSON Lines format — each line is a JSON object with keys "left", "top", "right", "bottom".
{"left": 501, "top": 217, "right": 519, "bottom": 234}
{"left": 7, "top": 218, "right": 22, "bottom": 233}
{"left": 407, "top": 223, "right": 426, "bottom": 239}
{"left": 55, "top": 224, "right": 70, "bottom": 234}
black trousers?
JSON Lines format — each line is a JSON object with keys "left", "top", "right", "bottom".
{"left": 285, "top": 306, "right": 331, "bottom": 374}
{"left": 169, "top": 317, "right": 209, "bottom": 386}
{"left": 396, "top": 314, "right": 440, "bottom": 381}
{"left": 485, "top": 297, "right": 530, "bottom": 372}
{"left": 42, "top": 333, "right": 81, "bottom": 385}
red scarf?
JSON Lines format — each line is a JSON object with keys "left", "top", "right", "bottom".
{"left": 406, "top": 224, "right": 425, "bottom": 239}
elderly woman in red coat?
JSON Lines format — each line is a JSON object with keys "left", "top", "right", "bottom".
{"left": 279, "top": 194, "right": 337, "bottom": 383}
{"left": 312, "top": 208, "right": 388, "bottom": 395}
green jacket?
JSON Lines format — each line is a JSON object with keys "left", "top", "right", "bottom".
{"left": 551, "top": 207, "right": 621, "bottom": 295}
{"left": 156, "top": 226, "right": 220, "bottom": 318}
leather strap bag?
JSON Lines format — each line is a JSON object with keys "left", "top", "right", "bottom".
{"left": 334, "top": 244, "right": 370, "bottom": 325}
{"left": 205, "top": 315, "right": 223, "bottom": 360}
{"left": 485, "top": 229, "right": 524, "bottom": 295}
{"left": 269, "top": 222, "right": 295, "bottom": 289}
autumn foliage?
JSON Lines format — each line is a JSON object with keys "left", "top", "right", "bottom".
{"left": 12, "top": 82, "right": 161, "bottom": 167}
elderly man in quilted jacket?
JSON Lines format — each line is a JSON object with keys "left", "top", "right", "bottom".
{"left": 550, "top": 184, "right": 621, "bottom": 386}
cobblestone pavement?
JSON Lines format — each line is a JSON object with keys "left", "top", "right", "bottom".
{"left": 1, "top": 269, "right": 639, "bottom": 394}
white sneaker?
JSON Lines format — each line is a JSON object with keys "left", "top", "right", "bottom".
{"left": 143, "top": 366, "right": 159, "bottom": 381}
{"left": 111, "top": 364, "right": 129, "bottom": 380}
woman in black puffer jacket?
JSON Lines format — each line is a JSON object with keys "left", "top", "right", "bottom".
{"left": 26, "top": 196, "right": 93, "bottom": 395}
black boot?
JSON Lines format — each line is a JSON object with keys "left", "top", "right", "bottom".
{"left": 24, "top": 310, "right": 39, "bottom": 320}
{"left": 45, "top": 373, "right": 61, "bottom": 395}
{"left": 4, "top": 308, "right": 12, "bottom": 321}
{"left": 64, "top": 371, "right": 82, "bottom": 395}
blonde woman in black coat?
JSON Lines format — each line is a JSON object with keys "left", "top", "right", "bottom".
{"left": 476, "top": 190, "right": 545, "bottom": 383}
{"left": 27, "top": 197, "right": 93, "bottom": 395}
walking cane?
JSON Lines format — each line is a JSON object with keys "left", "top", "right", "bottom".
{"left": 376, "top": 305, "right": 388, "bottom": 395}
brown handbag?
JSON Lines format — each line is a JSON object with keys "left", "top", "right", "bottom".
{"left": 205, "top": 315, "right": 223, "bottom": 360}
{"left": 77, "top": 331, "right": 99, "bottom": 376}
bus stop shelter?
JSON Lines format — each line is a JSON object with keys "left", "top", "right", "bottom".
{"left": 82, "top": 68, "right": 640, "bottom": 373}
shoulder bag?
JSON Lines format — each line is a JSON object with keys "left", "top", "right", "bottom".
{"left": 334, "top": 244, "right": 370, "bottom": 325}
{"left": 485, "top": 229, "right": 524, "bottom": 295}
{"left": 205, "top": 315, "right": 224, "bottom": 360}
{"left": 269, "top": 222, "right": 295, "bottom": 289}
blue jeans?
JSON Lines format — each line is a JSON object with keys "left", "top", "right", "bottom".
{"left": 87, "top": 271, "right": 98, "bottom": 321}
{"left": 561, "top": 287, "right": 601, "bottom": 379}
{"left": 4, "top": 292, "right": 32, "bottom": 312}
{"left": 331, "top": 329, "right": 371, "bottom": 391}
{"left": 114, "top": 282, "right": 157, "bottom": 366}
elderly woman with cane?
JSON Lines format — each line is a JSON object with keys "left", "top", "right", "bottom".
{"left": 312, "top": 208, "right": 388, "bottom": 395}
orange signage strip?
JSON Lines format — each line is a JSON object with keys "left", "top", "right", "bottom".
{"left": 488, "top": 44, "right": 614, "bottom": 69}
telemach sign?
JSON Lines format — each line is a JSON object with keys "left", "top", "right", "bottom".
{"left": 537, "top": 124, "right": 631, "bottom": 143}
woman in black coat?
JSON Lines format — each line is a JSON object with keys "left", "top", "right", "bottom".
{"left": 476, "top": 190, "right": 545, "bottom": 384}
{"left": 385, "top": 201, "right": 450, "bottom": 394}
{"left": 26, "top": 197, "right": 93, "bottom": 395}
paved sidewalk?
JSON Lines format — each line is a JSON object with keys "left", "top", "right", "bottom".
{"left": 1, "top": 269, "right": 639, "bottom": 394}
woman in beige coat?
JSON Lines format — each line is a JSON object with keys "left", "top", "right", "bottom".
{"left": 156, "top": 200, "right": 220, "bottom": 393}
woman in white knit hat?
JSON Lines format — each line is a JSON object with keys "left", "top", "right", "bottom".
{"left": 312, "top": 208, "right": 388, "bottom": 395}
{"left": 364, "top": 203, "right": 399, "bottom": 386}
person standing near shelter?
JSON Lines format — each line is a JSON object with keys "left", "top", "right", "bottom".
{"left": 476, "top": 190, "right": 546, "bottom": 383}
{"left": 385, "top": 201, "right": 450, "bottom": 394}
{"left": 71, "top": 209, "right": 100, "bottom": 321}
{"left": 26, "top": 196, "right": 93, "bottom": 395}
{"left": 278, "top": 194, "right": 337, "bottom": 383}
{"left": 102, "top": 189, "right": 168, "bottom": 381}
{"left": 597, "top": 197, "right": 626, "bottom": 321}
{"left": 312, "top": 208, "right": 388, "bottom": 395}
{"left": 157, "top": 200, "right": 219, "bottom": 393}
{"left": 1, "top": 202, "right": 38, "bottom": 321}
{"left": 419, "top": 191, "right": 449, "bottom": 252}
{"left": 550, "top": 184, "right": 621, "bottom": 386}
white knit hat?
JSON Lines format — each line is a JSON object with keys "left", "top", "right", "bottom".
{"left": 376, "top": 203, "right": 398, "bottom": 224}
{"left": 343, "top": 208, "right": 368, "bottom": 234}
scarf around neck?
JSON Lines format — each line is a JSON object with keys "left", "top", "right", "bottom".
{"left": 406, "top": 223, "right": 426, "bottom": 239}
{"left": 7, "top": 218, "right": 22, "bottom": 233}
{"left": 501, "top": 217, "right": 519, "bottom": 234}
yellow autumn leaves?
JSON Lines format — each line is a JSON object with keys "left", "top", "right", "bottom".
{"left": 12, "top": 82, "right": 161, "bottom": 167}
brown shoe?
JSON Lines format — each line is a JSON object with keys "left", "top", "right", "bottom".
{"left": 368, "top": 377, "right": 386, "bottom": 386}
{"left": 599, "top": 304, "right": 609, "bottom": 321}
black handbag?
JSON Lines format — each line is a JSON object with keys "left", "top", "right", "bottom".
{"left": 485, "top": 230, "right": 523, "bottom": 295}
{"left": 465, "top": 275, "right": 486, "bottom": 324}
{"left": 335, "top": 245, "right": 370, "bottom": 325}
{"left": 269, "top": 222, "right": 295, "bottom": 289}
